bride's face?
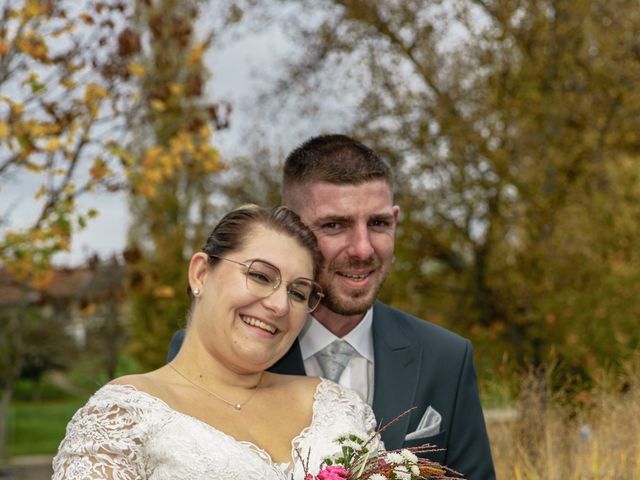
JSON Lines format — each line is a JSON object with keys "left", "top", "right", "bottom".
{"left": 193, "top": 226, "right": 314, "bottom": 373}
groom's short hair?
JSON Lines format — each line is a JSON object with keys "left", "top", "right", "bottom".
{"left": 282, "top": 134, "right": 394, "bottom": 206}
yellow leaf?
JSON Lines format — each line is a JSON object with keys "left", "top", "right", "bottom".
{"left": 79, "top": 12, "right": 95, "bottom": 24}
{"left": 142, "top": 145, "right": 164, "bottom": 166}
{"left": 0, "top": 39, "right": 8, "bottom": 56}
{"left": 84, "top": 83, "right": 108, "bottom": 117}
{"left": 84, "top": 83, "right": 108, "bottom": 102}
{"left": 145, "top": 168, "right": 163, "bottom": 183}
{"left": 34, "top": 184, "right": 47, "bottom": 200}
{"left": 89, "top": 157, "right": 110, "bottom": 180}
{"left": 0, "top": 120, "right": 9, "bottom": 139}
{"left": 16, "top": 31, "right": 49, "bottom": 61}
{"left": 187, "top": 43, "right": 206, "bottom": 65}
{"left": 57, "top": 236, "right": 71, "bottom": 251}
{"left": 11, "top": 102, "right": 25, "bottom": 115}
{"left": 23, "top": 0, "right": 47, "bottom": 18}
{"left": 52, "top": 24, "right": 75, "bottom": 38}
{"left": 169, "top": 83, "right": 183, "bottom": 96}
{"left": 128, "top": 63, "right": 145, "bottom": 76}
{"left": 60, "top": 77, "right": 77, "bottom": 89}
{"left": 26, "top": 120, "right": 59, "bottom": 137}
{"left": 25, "top": 161, "right": 45, "bottom": 173}
{"left": 139, "top": 182, "right": 157, "bottom": 198}
{"left": 43, "top": 137, "right": 61, "bottom": 152}
{"left": 150, "top": 99, "right": 166, "bottom": 112}
{"left": 153, "top": 285, "right": 175, "bottom": 299}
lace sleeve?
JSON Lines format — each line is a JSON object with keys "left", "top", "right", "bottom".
{"left": 52, "top": 386, "right": 149, "bottom": 480}
{"left": 332, "top": 382, "right": 381, "bottom": 448}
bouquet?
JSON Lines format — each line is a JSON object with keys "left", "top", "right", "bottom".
{"left": 296, "top": 411, "right": 463, "bottom": 480}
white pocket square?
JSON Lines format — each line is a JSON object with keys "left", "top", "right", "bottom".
{"left": 404, "top": 406, "right": 441, "bottom": 441}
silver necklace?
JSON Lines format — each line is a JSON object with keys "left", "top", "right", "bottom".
{"left": 168, "top": 363, "right": 263, "bottom": 411}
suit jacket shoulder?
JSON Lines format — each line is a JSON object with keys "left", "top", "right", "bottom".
{"left": 373, "top": 301, "right": 470, "bottom": 356}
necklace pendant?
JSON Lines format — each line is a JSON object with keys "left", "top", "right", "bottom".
{"left": 235, "top": 404, "right": 242, "bottom": 410}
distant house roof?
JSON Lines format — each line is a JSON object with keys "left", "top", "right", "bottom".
{"left": 0, "top": 259, "right": 125, "bottom": 306}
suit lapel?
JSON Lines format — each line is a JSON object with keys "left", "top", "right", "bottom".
{"left": 372, "top": 302, "right": 422, "bottom": 449}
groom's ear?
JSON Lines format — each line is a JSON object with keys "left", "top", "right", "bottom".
{"left": 188, "top": 252, "right": 209, "bottom": 293}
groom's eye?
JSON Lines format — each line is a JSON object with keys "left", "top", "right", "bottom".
{"left": 321, "top": 222, "right": 345, "bottom": 234}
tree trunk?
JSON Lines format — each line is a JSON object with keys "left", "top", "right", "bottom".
{"left": 0, "top": 385, "right": 13, "bottom": 460}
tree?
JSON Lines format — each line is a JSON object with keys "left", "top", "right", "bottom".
{"left": 0, "top": 0, "right": 134, "bottom": 278}
{"left": 221, "top": 0, "right": 640, "bottom": 382}
{"left": 124, "top": 0, "right": 228, "bottom": 368}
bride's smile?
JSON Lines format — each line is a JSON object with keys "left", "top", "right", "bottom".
{"left": 239, "top": 314, "right": 279, "bottom": 335}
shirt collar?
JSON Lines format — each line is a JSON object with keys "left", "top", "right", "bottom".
{"left": 299, "top": 308, "right": 374, "bottom": 362}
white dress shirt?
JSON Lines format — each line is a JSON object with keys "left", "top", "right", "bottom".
{"left": 298, "top": 308, "right": 375, "bottom": 405}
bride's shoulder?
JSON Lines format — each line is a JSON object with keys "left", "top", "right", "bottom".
{"left": 267, "top": 372, "right": 320, "bottom": 388}
{"left": 265, "top": 373, "right": 322, "bottom": 400}
{"left": 109, "top": 366, "right": 174, "bottom": 398}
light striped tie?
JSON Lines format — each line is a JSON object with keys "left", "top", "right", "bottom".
{"left": 316, "top": 340, "right": 357, "bottom": 383}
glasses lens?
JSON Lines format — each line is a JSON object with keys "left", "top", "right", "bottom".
{"left": 245, "top": 259, "right": 322, "bottom": 313}
{"left": 245, "top": 260, "right": 280, "bottom": 297}
{"left": 287, "top": 279, "right": 323, "bottom": 313}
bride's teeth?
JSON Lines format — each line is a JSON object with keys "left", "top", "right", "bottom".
{"left": 241, "top": 316, "right": 276, "bottom": 334}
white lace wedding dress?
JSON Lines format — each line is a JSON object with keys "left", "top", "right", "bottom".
{"left": 52, "top": 378, "right": 379, "bottom": 479}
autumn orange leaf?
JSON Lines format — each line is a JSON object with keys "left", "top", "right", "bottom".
{"left": 89, "top": 157, "right": 110, "bottom": 180}
{"left": 0, "top": 121, "right": 9, "bottom": 139}
{"left": 128, "top": 63, "right": 145, "bottom": 76}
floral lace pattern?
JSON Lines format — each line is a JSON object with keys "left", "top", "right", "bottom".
{"left": 52, "top": 379, "right": 379, "bottom": 480}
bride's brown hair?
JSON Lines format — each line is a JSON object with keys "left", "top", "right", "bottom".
{"left": 187, "top": 204, "right": 321, "bottom": 299}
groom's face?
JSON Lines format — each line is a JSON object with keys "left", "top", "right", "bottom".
{"left": 291, "top": 179, "right": 399, "bottom": 317}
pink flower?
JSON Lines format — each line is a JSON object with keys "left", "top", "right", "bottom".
{"left": 305, "top": 475, "right": 316, "bottom": 480}
{"left": 317, "top": 465, "right": 350, "bottom": 480}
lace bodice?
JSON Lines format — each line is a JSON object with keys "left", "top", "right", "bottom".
{"left": 52, "top": 379, "right": 379, "bottom": 480}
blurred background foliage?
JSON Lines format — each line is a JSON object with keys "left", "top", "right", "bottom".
{"left": 1, "top": 0, "right": 640, "bottom": 466}
{"left": 211, "top": 0, "right": 640, "bottom": 384}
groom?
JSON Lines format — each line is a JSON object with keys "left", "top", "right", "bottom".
{"left": 169, "top": 134, "right": 495, "bottom": 479}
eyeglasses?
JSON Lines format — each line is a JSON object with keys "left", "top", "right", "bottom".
{"left": 210, "top": 255, "right": 324, "bottom": 313}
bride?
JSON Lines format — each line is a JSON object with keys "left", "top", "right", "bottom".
{"left": 52, "top": 205, "right": 380, "bottom": 479}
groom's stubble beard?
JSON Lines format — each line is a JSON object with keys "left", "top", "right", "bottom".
{"left": 318, "top": 256, "right": 389, "bottom": 317}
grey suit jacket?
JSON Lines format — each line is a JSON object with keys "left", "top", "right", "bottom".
{"left": 167, "top": 301, "right": 495, "bottom": 479}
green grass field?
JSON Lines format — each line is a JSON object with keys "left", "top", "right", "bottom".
{"left": 5, "top": 357, "right": 139, "bottom": 457}
{"left": 7, "top": 398, "right": 88, "bottom": 456}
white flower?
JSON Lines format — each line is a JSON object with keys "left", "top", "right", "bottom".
{"left": 385, "top": 452, "right": 405, "bottom": 464}
{"left": 393, "top": 466, "right": 411, "bottom": 480}
{"left": 341, "top": 439, "right": 363, "bottom": 450}
{"left": 410, "top": 465, "right": 420, "bottom": 476}
{"left": 333, "top": 432, "right": 355, "bottom": 443}
{"left": 369, "top": 475, "right": 387, "bottom": 480}
{"left": 400, "top": 449, "right": 418, "bottom": 464}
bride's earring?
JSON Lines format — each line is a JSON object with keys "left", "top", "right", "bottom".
{"left": 193, "top": 287, "right": 200, "bottom": 297}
